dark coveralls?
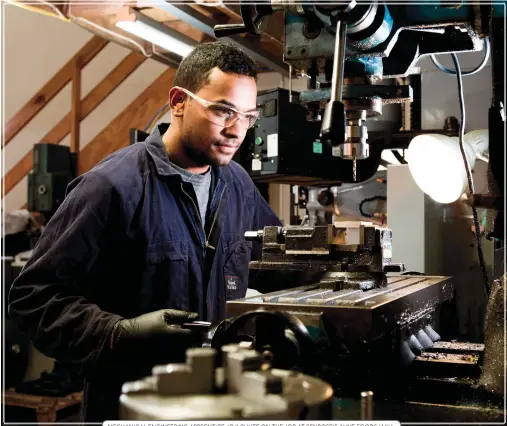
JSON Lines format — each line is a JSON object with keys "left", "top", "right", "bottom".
{"left": 8, "top": 125, "right": 285, "bottom": 422}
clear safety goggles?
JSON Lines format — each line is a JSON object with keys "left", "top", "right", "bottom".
{"left": 175, "top": 86, "right": 260, "bottom": 129}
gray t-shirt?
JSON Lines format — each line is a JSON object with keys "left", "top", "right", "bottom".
{"left": 170, "top": 161, "right": 212, "bottom": 226}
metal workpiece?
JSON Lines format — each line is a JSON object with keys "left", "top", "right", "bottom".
{"left": 120, "top": 345, "right": 333, "bottom": 421}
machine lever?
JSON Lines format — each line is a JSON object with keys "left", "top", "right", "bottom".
{"left": 320, "top": 19, "right": 347, "bottom": 148}
{"left": 213, "top": 23, "right": 250, "bottom": 37}
{"left": 214, "top": 3, "right": 274, "bottom": 37}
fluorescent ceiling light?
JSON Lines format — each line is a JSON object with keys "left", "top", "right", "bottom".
{"left": 116, "top": 14, "right": 195, "bottom": 58}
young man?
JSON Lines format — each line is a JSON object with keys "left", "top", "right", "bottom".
{"left": 8, "top": 41, "right": 284, "bottom": 421}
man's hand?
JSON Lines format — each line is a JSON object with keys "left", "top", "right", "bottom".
{"left": 114, "top": 309, "right": 199, "bottom": 344}
{"left": 111, "top": 309, "right": 199, "bottom": 365}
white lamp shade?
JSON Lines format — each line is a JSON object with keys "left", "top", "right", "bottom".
{"left": 407, "top": 130, "right": 488, "bottom": 204}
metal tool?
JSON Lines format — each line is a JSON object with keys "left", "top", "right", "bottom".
{"left": 181, "top": 321, "right": 213, "bottom": 332}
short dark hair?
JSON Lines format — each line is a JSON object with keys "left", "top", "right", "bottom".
{"left": 173, "top": 40, "right": 257, "bottom": 92}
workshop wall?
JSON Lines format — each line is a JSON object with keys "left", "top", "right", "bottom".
{"left": 2, "top": 4, "right": 168, "bottom": 212}
{"left": 2, "top": 4, "right": 304, "bottom": 213}
{"left": 418, "top": 49, "right": 492, "bottom": 131}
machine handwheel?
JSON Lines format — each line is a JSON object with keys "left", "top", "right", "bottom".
{"left": 210, "top": 310, "right": 319, "bottom": 375}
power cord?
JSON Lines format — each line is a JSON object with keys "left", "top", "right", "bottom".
{"left": 144, "top": 104, "right": 171, "bottom": 133}
{"left": 451, "top": 52, "right": 491, "bottom": 297}
{"left": 359, "top": 196, "right": 386, "bottom": 218}
{"left": 67, "top": 2, "right": 152, "bottom": 58}
{"left": 431, "top": 38, "right": 490, "bottom": 76}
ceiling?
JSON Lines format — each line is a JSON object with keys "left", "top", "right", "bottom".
{"left": 12, "top": 0, "right": 288, "bottom": 73}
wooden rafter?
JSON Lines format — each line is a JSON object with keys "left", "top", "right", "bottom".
{"left": 70, "top": 58, "right": 81, "bottom": 153}
{"left": 78, "top": 67, "right": 176, "bottom": 175}
{"left": 2, "top": 35, "right": 108, "bottom": 148}
{"left": 2, "top": 51, "right": 146, "bottom": 197}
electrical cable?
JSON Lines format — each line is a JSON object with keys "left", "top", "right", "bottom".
{"left": 66, "top": 2, "right": 152, "bottom": 58}
{"left": 450, "top": 52, "right": 491, "bottom": 297}
{"left": 359, "top": 195, "right": 386, "bottom": 218}
{"left": 392, "top": 150, "right": 407, "bottom": 164}
{"left": 144, "top": 104, "right": 171, "bottom": 133}
{"left": 6, "top": 0, "right": 69, "bottom": 22}
{"left": 431, "top": 38, "right": 490, "bottom": 76}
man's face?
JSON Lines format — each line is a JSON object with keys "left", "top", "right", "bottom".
{"left": 178, "top": 68, "right": 258, "bottom": 167}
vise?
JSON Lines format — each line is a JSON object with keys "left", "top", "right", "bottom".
{"left": 245, "top": 221, "right": 405, "bottom": 290}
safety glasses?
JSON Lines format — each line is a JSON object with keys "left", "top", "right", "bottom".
{"left": 174, "top": 86, "right": 260, "bottom": 129}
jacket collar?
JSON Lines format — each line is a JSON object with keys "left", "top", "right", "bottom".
{"left": 144, "top": 124, "right": 233, "bottom": 184}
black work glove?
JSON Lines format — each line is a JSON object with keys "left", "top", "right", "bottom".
{"left": 111, "top": 309, "right": 200, "bottom": 372}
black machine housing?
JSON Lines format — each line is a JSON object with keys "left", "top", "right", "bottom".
{"left": 237, "top": 88, "right": 384, "bottom": 185}
{"left": 27, "top": 143, "right": 76, "bottom": 217}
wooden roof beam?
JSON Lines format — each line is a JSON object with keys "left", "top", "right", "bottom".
{"left": 3, "top": 51, "right": 146, "bottom": 197}
{"left": 78, "top": 68, "right": 176, "bottom": 174}
{"left": 3, "top": 35, "right": 108, "bottom": 148}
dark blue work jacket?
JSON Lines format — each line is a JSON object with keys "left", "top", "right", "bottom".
{"left": 7, "top": 125, "right": 285, "bottom": 421}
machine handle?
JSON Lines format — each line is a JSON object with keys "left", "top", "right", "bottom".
{"left": 214, "top": 3, "right": 273, "bottom": 38}
{"left": 214, "top": 23, "right": 249, "bottom": 37}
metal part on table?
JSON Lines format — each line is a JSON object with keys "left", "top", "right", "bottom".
{"left": 119, "top": 345, "right": 333, "bottom": 420}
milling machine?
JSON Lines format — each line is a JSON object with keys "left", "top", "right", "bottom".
{"left": 223, "top": 0, "right": 503, "bottom": 241}
{"left": 212, "top": 4, "right": 504, "bottom": 419}
{"left": 120, "top": 2, "right": 504, "bottom": 422}
{"left": 212, "top": 223, "right": 452, "bottom": 389}
{"left": 208, "top": 223, "right": 503, "bottom": 422}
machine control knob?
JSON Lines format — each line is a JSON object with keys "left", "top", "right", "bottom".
{"left": 245, "top": 230, "right": 264, "bottom": 241}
